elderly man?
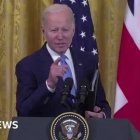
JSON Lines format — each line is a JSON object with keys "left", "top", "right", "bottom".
{"left": 16, "top": 4, "right": 111, "bottom": 118}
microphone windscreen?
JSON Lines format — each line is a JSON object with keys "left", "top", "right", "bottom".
{"left": 80, "top": 80, "right": 90, "bottom": 90}
{"left": 64, "top": 77, "right": 73, "bottom": 89}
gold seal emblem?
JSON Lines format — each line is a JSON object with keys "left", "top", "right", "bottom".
{"left": 51, "top": 112, "right": 89, "bottom": 140}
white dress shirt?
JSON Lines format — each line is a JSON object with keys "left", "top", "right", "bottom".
{"left": 46, "top": 44, "right": 77, "bottom": 92}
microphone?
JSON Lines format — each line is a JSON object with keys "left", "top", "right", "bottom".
{"left": 60, "top": 77, "right": 73, "bottom": 104}
{"left": 79, "top": 80, "right": 89, "bottom": 104}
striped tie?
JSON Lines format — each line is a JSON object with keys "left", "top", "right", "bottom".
{"left": 60, "top": 55, "right": 76, "bottom": 97}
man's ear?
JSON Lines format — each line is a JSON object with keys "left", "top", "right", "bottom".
{"left": 72, "top": 26, "right": 75, "bottom": 36}
{"left": 73, "top": 26, "right": 75, "bottom": 33}
{"left": 41, "top": 24, "right": 45, "bottom": 33}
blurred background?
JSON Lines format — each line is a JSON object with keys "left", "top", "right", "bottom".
{"left": 0, "top": 0, "right": 126, "bottom": 139}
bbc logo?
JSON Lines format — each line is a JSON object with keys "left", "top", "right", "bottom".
{"left": 0, "top": 121, "right": 18, "bottom": 129}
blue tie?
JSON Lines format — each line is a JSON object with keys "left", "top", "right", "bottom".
{"left": 60, "top": 55, "right": 76, "bottom": 97}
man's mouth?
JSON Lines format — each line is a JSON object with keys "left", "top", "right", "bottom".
{"left": 56, "top": 43, "right": 66, "bottom": 47}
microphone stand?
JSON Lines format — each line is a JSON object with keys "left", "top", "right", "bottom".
{"left": 60, "top": 78, "right": 73, "bottom": 111}
{"left": 86, "top": 69, "right": 99, "bottom": 111}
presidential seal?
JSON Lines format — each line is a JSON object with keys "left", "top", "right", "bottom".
{"left": 51, "top": 112, "right": 89, "bottom": 140}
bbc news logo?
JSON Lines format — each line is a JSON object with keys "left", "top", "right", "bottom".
{"left": 0, "top": 121, "right": 18, "bottom": 129}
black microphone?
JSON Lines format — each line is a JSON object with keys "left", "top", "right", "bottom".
{"left": 60, "top": 77, "right": 73, "bottom": 104}
{"left": 79, "top": 80, "right": 89, "bottom": 104}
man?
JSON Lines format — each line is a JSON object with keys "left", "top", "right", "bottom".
{"left": 16, "top": 4, "right": 111, "bottom": 118}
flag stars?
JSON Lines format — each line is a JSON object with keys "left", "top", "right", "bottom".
{"left": 82, "top": 0, "right": 87, "bottom": 7}
{"left": 81, "top": 15, "right": 87, "bottom": 22}
{"left": 69, "top": 0, "right": 76, "bottom": 4}
{"left": 80, "top": 47, "right": 85, "bottom": 52}
{"left": 57, "top": 0, "right": 98, "bottom": 60}
{"left": 80, "top": 31, "right": 86, "bottom": 38}
{"left": 92, "top": 33, "right": 96, "bottom": 40}
{"left": 91, "top": 48, "right": 98, "bottom": 55}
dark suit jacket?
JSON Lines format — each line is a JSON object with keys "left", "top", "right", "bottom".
{"left": 16, "top": 42, "right": 111, "bottom": 117}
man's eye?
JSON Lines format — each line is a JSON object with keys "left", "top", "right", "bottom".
{"left": 51, "top": 29, "right": 58, "bottom": 32}
{"left": 63, "top": 29, "right": 69, "bottom": 32}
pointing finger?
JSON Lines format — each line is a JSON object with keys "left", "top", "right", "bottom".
{"left": 53, "top": 57, "right": 61, "bottom": 65}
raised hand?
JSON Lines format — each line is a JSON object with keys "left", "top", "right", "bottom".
{"left": 47, "top": 57, "right": 68, "bottom": 89}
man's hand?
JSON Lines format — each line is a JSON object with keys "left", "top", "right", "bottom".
{"left": 85, "top": 106, "right": 105, "bottom": 118}
{"left": 47, "top": 57, "right": 68, "bottom": 89}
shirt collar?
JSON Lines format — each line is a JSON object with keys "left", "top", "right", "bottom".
{"left": 46, "top": 43, "right": 72, "bottom": 61}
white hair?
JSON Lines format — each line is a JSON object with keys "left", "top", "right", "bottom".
{"left": 42, "top": 4, "right": 75, "bottom": 25}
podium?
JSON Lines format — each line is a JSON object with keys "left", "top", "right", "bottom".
{"left": 8, "top": 117, "right": 140, "bottom": 140}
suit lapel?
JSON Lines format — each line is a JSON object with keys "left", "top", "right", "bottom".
{"left": 70, "top": 48, "right": 84, "bottom": 90}
{"left": 39, "top": 42, "right": 54, "bottom": 64}
{"left": 40, "top": 43, "right": 64, "bottom": 92}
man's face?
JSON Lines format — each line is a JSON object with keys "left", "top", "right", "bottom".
{"left": 42, "top": 11, "right": 75, "bottom": 54}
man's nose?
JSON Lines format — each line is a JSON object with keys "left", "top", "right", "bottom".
{"left": 57, "top": 31, "right": 63, "bottom": 39}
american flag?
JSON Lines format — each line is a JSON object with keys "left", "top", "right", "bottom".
{"left": 114, "top": 0, "right": 140, "bottom": 132}
{"left": 54, "top": 0, "right": 98, "bottom": 63}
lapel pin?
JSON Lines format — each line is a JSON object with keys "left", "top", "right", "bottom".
{"left": 78, "top": 63, "right": 83, "bottom": 66}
